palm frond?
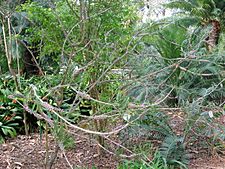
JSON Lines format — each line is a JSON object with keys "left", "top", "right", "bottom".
{"left": 164, "top": 0, "right": 196, "bottom": 13}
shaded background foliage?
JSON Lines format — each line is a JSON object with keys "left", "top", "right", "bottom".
{"left": 0, "top": 0, "right": 224, "bottom": 168}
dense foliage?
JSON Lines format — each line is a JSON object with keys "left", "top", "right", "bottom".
{"left": 0, "top": 0, "right": 224, "bottom": 168}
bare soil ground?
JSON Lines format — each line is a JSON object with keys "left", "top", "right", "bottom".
{"left": 1, "top": 132, "right": 225, "bottom": 169}
{"left": 0, "top": 110, "right": 224, "bottom": 169}
{"left": 0, "top": 133, "right": 118, "bottom": 169}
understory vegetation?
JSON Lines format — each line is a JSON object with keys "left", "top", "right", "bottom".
{"left": 0, "top": 0, "right": 224, "bottom": 168}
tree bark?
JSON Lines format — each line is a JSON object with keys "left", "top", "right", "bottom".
{"left": 206, "top": 20, "right": 221, "bottom": 51}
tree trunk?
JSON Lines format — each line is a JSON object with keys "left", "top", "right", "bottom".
{"left": 206, "top": 20, "right": 221, "bottom": 51}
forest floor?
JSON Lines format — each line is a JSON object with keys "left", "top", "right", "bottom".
{"left": 0, "top": 133, "right": 225, "bottom": 169}
{"left": 0, "top": 111, "right": 225, "bottom": 169}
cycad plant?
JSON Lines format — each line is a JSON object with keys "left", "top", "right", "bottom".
{"left": 127, "top": 22, "right": 187, "bottom": 105}
{"left": 159, "top": 135, "right": 189, "bottom": 169}
{"left": 165, "top": 0, "right": 225, "bottom": 51}
{"left": 127, "top": 19, "right": 224, "bottom": 106}
{"left": 119, "top": 109, "right": 189, "bottom": 169}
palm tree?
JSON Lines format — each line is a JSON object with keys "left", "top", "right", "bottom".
{"left": 165, "top": 0, "right": 225, "bottom": 51}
